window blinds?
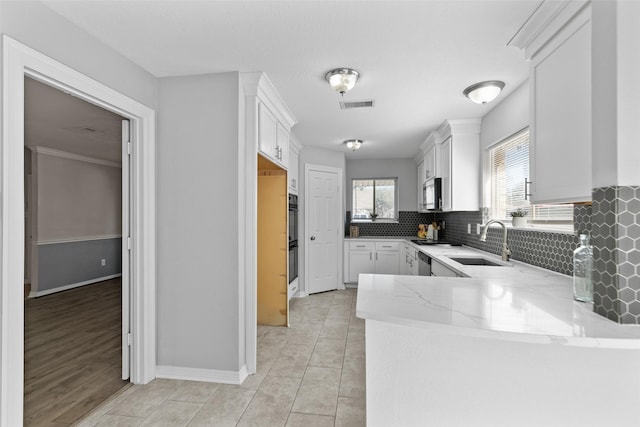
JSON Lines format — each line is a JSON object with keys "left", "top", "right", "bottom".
{"left": 490, "top": 129, "right": 573, "bottom": 229}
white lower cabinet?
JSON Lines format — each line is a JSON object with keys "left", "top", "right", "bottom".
{"left": 403, "top": 243, "right": 419, "bottom": 275}
{"left": 346, "top": 240, "right": 401, "bottom": 283}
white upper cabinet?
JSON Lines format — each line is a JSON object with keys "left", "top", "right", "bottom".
{"left": 288, "top": 140, "right": 300, "bottom": 194}
{"left": 258, "top": 102, "right": 289, "bottom": 168}
{"left": 423, "top": 144, "right": 438, "bottom": 181}
{"left": 437, "top": 119, "right": 481, "bottom": 212}
{"left": 243, "top": 72, "right": 297, "bottom": 170}
{"left": 258, "top": 103, "right": 279, "bottom": 161}
{"left": 509, "top": 2, "right": 591, "bottom": 204}
{"left": 417, "top": 161, "right": 425, "bottom": 212}
{"left": 276, "top": 122, "right": 289, "bottom": 168}
{"left": 416, "top": 131, "right": 441, "bottom": 212}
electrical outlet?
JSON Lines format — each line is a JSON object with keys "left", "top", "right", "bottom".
{"left": 101, "top": 259, "right": 106, "bottom": 266}
{"left": 467, "top": 224, "right": 471, "bottom": 234}
{"left": 476, "top": 224, "right": 481, "bottom": 234}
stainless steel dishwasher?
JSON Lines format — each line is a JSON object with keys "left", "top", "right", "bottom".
{"left": 418, "top": 251, "right": 432, "bottom": 276}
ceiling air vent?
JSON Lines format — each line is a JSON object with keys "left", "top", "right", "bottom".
{"left": 339, "top": 99, "right": 375, "bottom": 110}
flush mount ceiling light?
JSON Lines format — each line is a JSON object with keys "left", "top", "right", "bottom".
{"left": 344, "top": 139, "right": 363, "bottom": 151}
{"left": 463, "top": 80, "right": 505, "bottom": 104}
{"left": 325, "top": 68, "right": 360, "bottom": 96}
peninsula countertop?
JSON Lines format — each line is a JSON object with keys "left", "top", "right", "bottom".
{"left": 356, "top": 244, "right": 640, "bottom": 349}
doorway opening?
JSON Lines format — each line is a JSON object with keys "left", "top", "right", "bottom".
{"left": 2, "top": 36, "right": 157, "bottom": 426}
{"left": 23, "top": 77, "right": 129, "bottom": 425}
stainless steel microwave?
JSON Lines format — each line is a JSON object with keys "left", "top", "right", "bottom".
{"left": 423, "top": 177, "right": 442, "bottom": 211}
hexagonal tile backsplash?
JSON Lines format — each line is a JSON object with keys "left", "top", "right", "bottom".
{"left": 348, "top": 197, "right": 640, "bottom": 324}
{"left": 592, "top": 186, "right": 640, "bottom": 324}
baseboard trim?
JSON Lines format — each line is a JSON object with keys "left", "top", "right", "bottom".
{"left": 156, "top": 365, "right": 249, "bottom": 385}
{"left": 33, "top": 274, "right": 122, "bottom": 297}
{"left": 294, "top": 290, "right": 309, "bottom": 298}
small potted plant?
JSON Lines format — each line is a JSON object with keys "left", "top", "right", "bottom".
{"left": 369, "top": 212, "right": 378, "bottom": 221}
{"left": 510, "top": 208, "right": 528, "bottom": 228}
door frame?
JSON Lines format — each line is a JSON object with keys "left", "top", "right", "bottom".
{"left": 1, "top": 36, "right": 157, "bottom": 426}
{"left": 304, "top": 163, "right": 344, "bottom": 295}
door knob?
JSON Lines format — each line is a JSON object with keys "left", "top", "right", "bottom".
{"left": 310, "top": 236, "right": 316, "bottom": 240}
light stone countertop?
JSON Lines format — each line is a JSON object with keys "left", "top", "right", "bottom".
{"left": 356, "top": 242, "right": 640, "bottom": 349}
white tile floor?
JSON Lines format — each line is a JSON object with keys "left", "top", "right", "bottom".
{"left": 78, "top": 288, "right": 365, "bottom": 427}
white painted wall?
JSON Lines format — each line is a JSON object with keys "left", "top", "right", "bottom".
{"left": 0, "top": 1, "right": 156, "bottom": 108}
{"left": 35, "top": 151, "right": 121, "bottom": 242}
{"left": 345, "top": 158, "right": 417, "bottom": 212}
{"left": 480, "top": 81, "right": 529, "bottom": 150}
{"left": 157, "top": 73, "right": 241, "bottom": 372}
{"left": 298, "top": 146, "right": 346, "bottom": 295}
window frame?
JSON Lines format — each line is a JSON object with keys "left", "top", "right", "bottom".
{"left": 351, "top": 177, "right": 399, "bottom": 222}
{"left": 484, "top": 128, "right": 574, "bottom": 232}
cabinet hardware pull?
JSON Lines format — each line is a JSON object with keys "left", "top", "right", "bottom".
{"left": 356, "top": 245, "right": 365, "bottom": 248}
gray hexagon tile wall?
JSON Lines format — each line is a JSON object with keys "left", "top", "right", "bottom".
{"left": 592, "top": 187, "right": 640, "bottom": 324}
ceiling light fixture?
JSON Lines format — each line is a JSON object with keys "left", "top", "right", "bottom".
{"left": 463, "top": 80, "right": 505, "bottom": 104}
{"left": 325, "top": 68, "right": 360, "bottom": 96}
{"left": 344, "top": 139, "right": 363, "bottom": 151}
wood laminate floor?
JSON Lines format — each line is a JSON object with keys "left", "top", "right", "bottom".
{"left": 24, "top": 278, "right": 128, "bottom": 426}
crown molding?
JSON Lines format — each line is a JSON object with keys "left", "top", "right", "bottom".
{"left": 241, "top": 71, "right": 297, "bottom": 129}
{"left": 438, "top": 118, "right": 481, "bottom": 139}
{"left": 28, "top": 146, "right": 121, "bottom": 168}
{"left": 508, "top": 0, "right": 590, "bottom": 61}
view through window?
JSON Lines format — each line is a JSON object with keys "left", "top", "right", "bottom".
{"left": 352, "top": 178, "right": 398, "bottom": 220}
{"left": 490, "top": 129, "right": 573, "bottom": 230}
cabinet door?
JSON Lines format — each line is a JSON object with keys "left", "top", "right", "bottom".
{"left": 417, "top": 161, "right": 425, "bottom": 212}
{"left": 440, "top": 137, "right": 452, "bottom": 211}
{"left": 374, "top": 251, "right": 400, "bottom": 275}
{"left": 277, "top": 123, "right": 289, "bottom": 168}
{"left": 531, "top": 19, "right": 591, "bottom": 204}
{"left": 349, "top": 251, "right": 374, "bottom": 282}
{"left": 289, "top": 149, "right": 299, "bottom": 194}
{"left": 258, "top": 103, "right": 278, "bottom": 161}
{"left": 424, "top": 146, "right": 437, "bottom": 180}
{"left": 402, "top": 246, "right": 410, "bottom": 275}
{"left": 409, "top": 255, "right": 419, "bottom": 275}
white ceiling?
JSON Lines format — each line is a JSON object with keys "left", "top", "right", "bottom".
{"left": 25, "top": 77, "right": 124, "bottom": 163}
{"left": 40, "top": 0, "right": 540, "bottom": 160}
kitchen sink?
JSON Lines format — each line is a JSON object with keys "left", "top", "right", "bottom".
{"left": 449, "top": 257, "right": 506, "bottom": 267}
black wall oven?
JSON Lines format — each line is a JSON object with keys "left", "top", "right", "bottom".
{"left": 288, "top": 194, "right": 298, "bottom": 284}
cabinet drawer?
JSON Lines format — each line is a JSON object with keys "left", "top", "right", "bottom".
{"left": 349, "top": 241, "right": 375, "bottom": 251}
{"left": 375, "top": 241, "right": 400, "bottom": 251}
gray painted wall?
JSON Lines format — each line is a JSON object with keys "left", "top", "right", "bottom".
{"left": 38, "top": 238, "right": 122, "bottom": 292}
{"left": 157, "top": 73, "right": 241, "bottom": 371}
{"left": 298, "top": 146, "right": 346, "bottom": 295}
{"left": 346, "top": 158, "right": 418, "bottom": 212}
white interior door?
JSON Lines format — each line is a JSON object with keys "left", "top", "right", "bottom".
{"left": 306, "top": 167, "right": 340, "bottom": 294}
{"left": 121, "top": 120, "right": 131, "bottom": 380}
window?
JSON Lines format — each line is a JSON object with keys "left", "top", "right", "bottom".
{"left": 490, "top": 129, "right": 573, "bottom": 230}
{"left": 352, "top": 178, "right": 398, "bottom": 221}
